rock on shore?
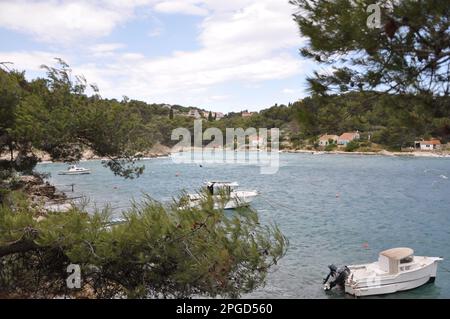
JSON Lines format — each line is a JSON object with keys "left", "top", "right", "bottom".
{"left": 18, "top": 175, "right": 70, "bottom": 215}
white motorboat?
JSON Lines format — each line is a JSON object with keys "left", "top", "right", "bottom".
{"left": 182, "top": 181, "right": 258, "bottom": 210}
{"left": 324, "top": 247, "right": 443, "bottom": 297}
{"left": 58, "top": 165, "right": 91, "bottom": 175}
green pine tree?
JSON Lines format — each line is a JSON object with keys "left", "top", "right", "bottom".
{"left": 291, "top": 0, "right": 450, "bottom": 96}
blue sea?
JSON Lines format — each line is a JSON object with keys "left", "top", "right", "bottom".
{"left": 37, "top": 153, "right": 450, "bottom": 299}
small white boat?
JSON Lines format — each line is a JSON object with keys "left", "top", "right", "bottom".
{"left": 324, "top": 247, "right": 443, "bottom": 297}
{"left": 183, "top": 181, "right": 258, "bottom": 210}
{"left": 58, "top": 165, "right": 91, "bottom": 175}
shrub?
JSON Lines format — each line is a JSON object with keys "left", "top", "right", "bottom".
{"left": 345, "top": 141, "right": 359, "bottom": 152}
{"left": 324, "top": 144, "right": 337, "bottom": 151}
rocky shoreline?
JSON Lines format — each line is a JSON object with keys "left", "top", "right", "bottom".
{"left": 281, "top": 149, "right": 450, "bottom": 158}
{"left": 6, "top": 142, "right": 448, "bottom": 164}
{"left": 1, "top": 143, "right": 172, "bottom": 164}
{"left": 31, "top": 148, "right": 450, "bottom": 164}
{"left": 14, "top": 175, "right": 71, "bottom": 217}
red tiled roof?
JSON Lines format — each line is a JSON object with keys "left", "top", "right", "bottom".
{"left": 421, "top": 139, "right": 441, "bottom": 145}
{"left": 339, "top": 132, "right": 359, "bottom": 140}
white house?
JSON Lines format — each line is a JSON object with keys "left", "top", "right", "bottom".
{"left": 188, "top": 109, "right": 201, "bottom": 119}
{"left": 319, "top": 134, "right": 339, "bottom": 146}
{"left": 201, "top": 111, "right": 225, "bottom": 120}
{"left": 415, "top": 139, "right": 441, "bottom": 151}
{"left": 215, "top": 112, "right": 225, "bottom": 120}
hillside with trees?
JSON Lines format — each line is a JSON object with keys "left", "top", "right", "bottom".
{"left": 203, "top": 92, "right": 449, "bottom": 151}
{"left": 286, "top": 0, "right": 449, "bottom": 150}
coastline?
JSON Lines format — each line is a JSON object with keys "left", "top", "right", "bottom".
{"left": 6, "top": 144, "right": 447, "bottom": 165}
{"left": 34, "top": 148, "right": 450, "bottom": 164}
{"left": 281, "top": 149, "right": 450, "bottom": 158}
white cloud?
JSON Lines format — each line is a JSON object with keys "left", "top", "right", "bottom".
{"left": 154, "top": 1, "right": 208, "bottom": 16}
{"left": 0, "top": 0, "right": 309, "bottom": 110}
{"left": 0, "top": 51, "right": 65, "bottom": 72}
{"left": 0, "top": 0, "right": 157, "bottom": 45}
{"left": 90, "top": 43, "right": 125, "bottom": 57}
{"left": 200, "top": 1, "right": 301, "bottom": 51}
{"left": 112, "top": 0, "right": 304, "bottom": 102}
{"left": 210, "top": 95, "right": 229, "bottom": 101}
{"left": 122, "top": 53, "right": 146, "bottom": 60}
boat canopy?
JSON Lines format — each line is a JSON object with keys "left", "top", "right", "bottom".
{"left": 380, "top": 247, "right": 414, "bottom": 260}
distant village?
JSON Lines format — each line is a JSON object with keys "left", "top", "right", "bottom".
{"left": 171, "top": 106, "right": 447, "bottom": 153}
{"left": 184, "top": 108, "right": 254, "bottom": 120}
{"left": 318, "top": 131, "right": 443, "bottom": 152}
{"left": 163, "top": 103, "right": 257, "bottom": 121}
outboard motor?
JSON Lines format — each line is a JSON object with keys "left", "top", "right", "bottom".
{"left": 323, "top": 264, "right": 350, "bottom": 291}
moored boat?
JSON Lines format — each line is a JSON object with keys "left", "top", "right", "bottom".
{"left": 182, "top": 181, "right": 258, "bottom": 210}
{"left": 324, "top": 247, "right": 443, "bottom": 297}
{"left": 58, "top": 165, "right": 91, "bottom": 175}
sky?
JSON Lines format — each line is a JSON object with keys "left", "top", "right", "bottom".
{"left": 0, "top": 0, "right": 321, "bottom": 113}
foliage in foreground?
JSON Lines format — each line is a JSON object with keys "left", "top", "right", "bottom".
{"left": 0, "top": 60, "right": 151, "bottom": 179}
{"left": 0, "top": 192, "right": 287, "bottom": 299}
{"left": 291, "top": 0, "right": 450, "bottom": 96}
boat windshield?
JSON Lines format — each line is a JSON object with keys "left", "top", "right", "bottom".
{"left": 400, "top": 256, "right": 413, "bottom": 264}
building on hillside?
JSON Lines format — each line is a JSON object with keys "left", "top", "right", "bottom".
{"left": 241, "top": 111, "right": 254, "bottom": 118}
{"left": 414, "top": 139, "right": 441, "bottom": 151}
{"left": 319, "top": 134, "right": 339, "bottom": 146}
{"left": 188, "top": 109, "right": 201, "bottom": 119}
{"left": 201, "top": 111, "right": 225, "bottom": 120}
{"left": 215, "top": 112, "right": 225, "bottom": 120}
{"left": 338, "top": 131, "right": 360, "bottom": 145}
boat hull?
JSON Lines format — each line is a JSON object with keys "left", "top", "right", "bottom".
{"left": 220, "top": 192, "right": 258, "bottom": 209}
{"left": 58, "top": 170, "right": 91, "bottom": 175}
{"left": 184, "top": 191, "right": 258, "bottom": 210}
{"left": 345, "top": 257, "right": 441, "bottom": 297}
{"left": 346, "top": 274, "right": 435, "bottom": 297}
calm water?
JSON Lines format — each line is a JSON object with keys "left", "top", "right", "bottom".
{"left": 37, "top": 153, "right": 450, "bottom": 299}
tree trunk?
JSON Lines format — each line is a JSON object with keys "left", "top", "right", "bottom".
{"left": 0, "top": 240, "right": 39, "bottom": 258}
